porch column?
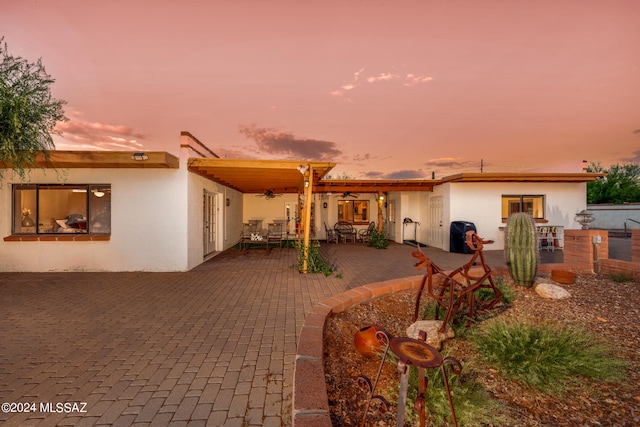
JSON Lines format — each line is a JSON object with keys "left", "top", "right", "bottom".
{"left": 377, "top": 192, "right": 384, "bottom": 232}
{"left": 302, "top": 166, "right": 314, "bottom": 273}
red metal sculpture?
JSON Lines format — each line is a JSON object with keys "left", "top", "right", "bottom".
{"left": 412, "top": 231, "right": 502, "bottom": 332}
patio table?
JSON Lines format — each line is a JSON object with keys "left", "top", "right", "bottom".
{"left": 334, "top": 221, "right": 357, "bottom": 243}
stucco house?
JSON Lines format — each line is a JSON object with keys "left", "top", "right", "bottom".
{"left": 1, "top": 132, "right": 602, "bottom": 272}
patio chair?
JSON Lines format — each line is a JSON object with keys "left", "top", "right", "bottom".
{"left": 267, "top": 222, "right": 283, "bottom": 249}
{"left": 324, "top": 222, "right": 339, "bottom": 243}
{"left": 240, "top": 222, "right": 263, "bottom": 253}
{"left": 358, "top": 221, "right": 376, "bottom": 244}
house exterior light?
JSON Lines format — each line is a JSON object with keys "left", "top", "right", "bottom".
{"left": 131, "top": 152, "right": 148, "bottom": 161}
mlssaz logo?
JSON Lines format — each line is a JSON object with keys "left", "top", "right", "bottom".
{"left": 40, "top": 402, "right": 88, "bottom": 413}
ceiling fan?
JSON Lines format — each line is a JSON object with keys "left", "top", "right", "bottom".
{"left": 257, "top": 189, "right": 282, "bottom": 200}
{"left": 339, "top": 191, "right": 358, "bottom": 198}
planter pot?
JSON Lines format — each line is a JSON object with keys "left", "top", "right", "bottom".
{"left": 354, "top": 325, "right": 388, "bottom": 357}
{"left": 551, "top": 270, "right": 575, "bottom": 284}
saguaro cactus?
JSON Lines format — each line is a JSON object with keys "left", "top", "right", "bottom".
{"left": 504, "top": 212, "right": 539, "bottom": 286}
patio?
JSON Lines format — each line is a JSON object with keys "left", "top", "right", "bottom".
{"left": 1, "top": 242, "right": 550, "bottom": 426}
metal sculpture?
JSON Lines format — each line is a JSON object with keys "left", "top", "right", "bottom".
{"left": 357, "top": 329, "right": 391, "bottom": 427}
{"left": 358, "top": 330, "right": 461, "bottom": 427}
{"left": 412, "top": 231, "right": 502, "bottom": 332}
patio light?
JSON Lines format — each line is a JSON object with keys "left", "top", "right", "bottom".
{"left": 131, "top": 152, "right": 148, "bottom": 161}
{"left": 574, "top": 209, "right": 594, "bottom": 229}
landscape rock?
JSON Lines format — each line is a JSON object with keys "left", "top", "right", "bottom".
{"left": 535, "top": 282, "right": 571, "bottom": 299}
{"left": 406, "top": 320, "right": 455, "bottom": 350}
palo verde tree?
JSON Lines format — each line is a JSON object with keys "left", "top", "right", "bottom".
{"left": 587, "top": 161, "right": 640, "bottom": 204}
{"left": 0, "top": 37, "right": 67, "bottom": 179}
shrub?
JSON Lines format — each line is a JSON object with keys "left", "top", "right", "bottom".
{"left": 469, "top": 320, "right": 627, "bottom": 393}
{"left": 294, "top": 239, "right": 334, "bottom": 276}
{"left": 476, "top": 276, "right": 515, "bottom": 304}
{"left": 368, "top": 228, "right": 388, "bottom": 249}
{"left": 609, "top": 272, "right": 634, "bottom": 283}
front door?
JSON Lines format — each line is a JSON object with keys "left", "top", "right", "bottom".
{"left": 203, "top": 190, "right": 216, "bottom": 256}
{"left": 386, "top": 200, "right": 396, "bottom": 240}
{"left": 429, "top": 196, "right": 444, "bottom": 247}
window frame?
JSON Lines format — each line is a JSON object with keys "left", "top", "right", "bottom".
{"left": 12, "top": 184, "right": 111, "bottom": 235}
{"left": 337, "top": 199, "right": 370, "bottom": 225}
{"left": 501, "top": 194, "right": 545, "bottom": 220}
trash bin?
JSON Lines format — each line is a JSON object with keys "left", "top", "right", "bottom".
{"left": 450, "top": 221, "right": 476, "bottom": 254}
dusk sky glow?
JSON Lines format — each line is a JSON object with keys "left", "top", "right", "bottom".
{"left": 2, "top": 0, "right": 639, "bottom": 178}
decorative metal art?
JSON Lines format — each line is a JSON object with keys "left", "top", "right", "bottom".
{"left": 412, "top": 231, "right": 502, "bottom": 333}
{"left": 358, "top": 330, "right": 462, "bottom": 427}
{"left": 357, "top": 329, "right": 391, "bottom": 427}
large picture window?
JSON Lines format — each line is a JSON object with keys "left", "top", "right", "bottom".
{"left": 13, "top": 184, "right": 111, "bottom": 234}
{"left": 338, "top": 200, "right": 369, "bottom": 224}
{"left": 501, "top": 195, "right": 544, "bottom": 220}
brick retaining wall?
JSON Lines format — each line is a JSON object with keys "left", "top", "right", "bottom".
{"left": 563, "top": 229, "right": 608, "bottom": 273}
{"left": 599, "top": 229, "right": 640, "bottom": 279}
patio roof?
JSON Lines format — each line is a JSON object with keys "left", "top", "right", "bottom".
{"left": 0, "top": 151, "right": 180, "bottom": 169}
{"left": 313, "top": 179, "right": 437, "bottom": 193}
{"left": 187, "top": 158, "right": 336, "bottom": 194}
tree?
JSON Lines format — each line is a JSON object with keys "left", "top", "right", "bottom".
{"left": 0, "top": 37, "right": 67, "bottom": 179}
{"left": 587, "top": 161, "right": 640, "bottom": 204}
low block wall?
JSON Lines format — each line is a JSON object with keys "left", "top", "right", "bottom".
{"left": 597, "top": 229, "right": 640, "bottom": 278}
{"left": 563, "top": 229, "right": 608, "bottom": 273}
{"left": 292, "top": 275, "right": 426, "bottom": 427}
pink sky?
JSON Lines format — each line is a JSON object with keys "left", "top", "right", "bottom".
{"left": 2, "top": 0, "right": 639, "bottom": 178}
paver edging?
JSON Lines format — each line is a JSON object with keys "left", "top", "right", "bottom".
{"left": 292, "top": 276, "right": 423, "bottom": 426}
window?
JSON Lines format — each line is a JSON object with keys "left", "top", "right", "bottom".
{"left": 13, "top": 184, "right": 111, "bottom": 234}
{"left": 338, "top": 200, "right": 369, "bottom": 224}
{"left": 501, "top": 195, "right": 544, "bottom": 220}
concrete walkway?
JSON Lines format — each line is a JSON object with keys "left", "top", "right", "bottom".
{"left": 1, "top": 242, "right": 513, "bottom": 426}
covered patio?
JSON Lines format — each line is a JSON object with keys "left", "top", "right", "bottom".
{"left": 187, "top": 157, "right": 437, "bottom": 271}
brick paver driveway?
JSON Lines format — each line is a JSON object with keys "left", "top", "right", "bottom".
{"left": 1, "top": 242, "right": 503, "bottom": 426}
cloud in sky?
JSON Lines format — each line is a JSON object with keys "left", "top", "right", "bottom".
{"left": 331, "top": 67, "right": 432, "bottom": 98}
{"left": 424, "top": 157, "right": 481, "bottom": 170}
{"left": 238, "top": 124, "right": 342, "bottom": 161}
{"left": 352, "top": 153, "right": 372, "bottom": 162}
{"left": 364, "top": 169, "right": 425, "bottom": 179}
{"left": 55, "top": 115, "right": 145, "bottom": 151}
{"left": 621, "top": 150, "right": 640, "bottom": 163}
{"left": 621, "top": 130, "right": 640, "bottom": 162}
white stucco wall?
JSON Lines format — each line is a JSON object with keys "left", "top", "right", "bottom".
{"left": 0, "top": 166, "right": 190, "bottom": 272}
{"left": 186, "top": 166, "right": 243, "bottom": 270}
{"left": 444, "top": 181, "right": 587, "bottom": 250}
